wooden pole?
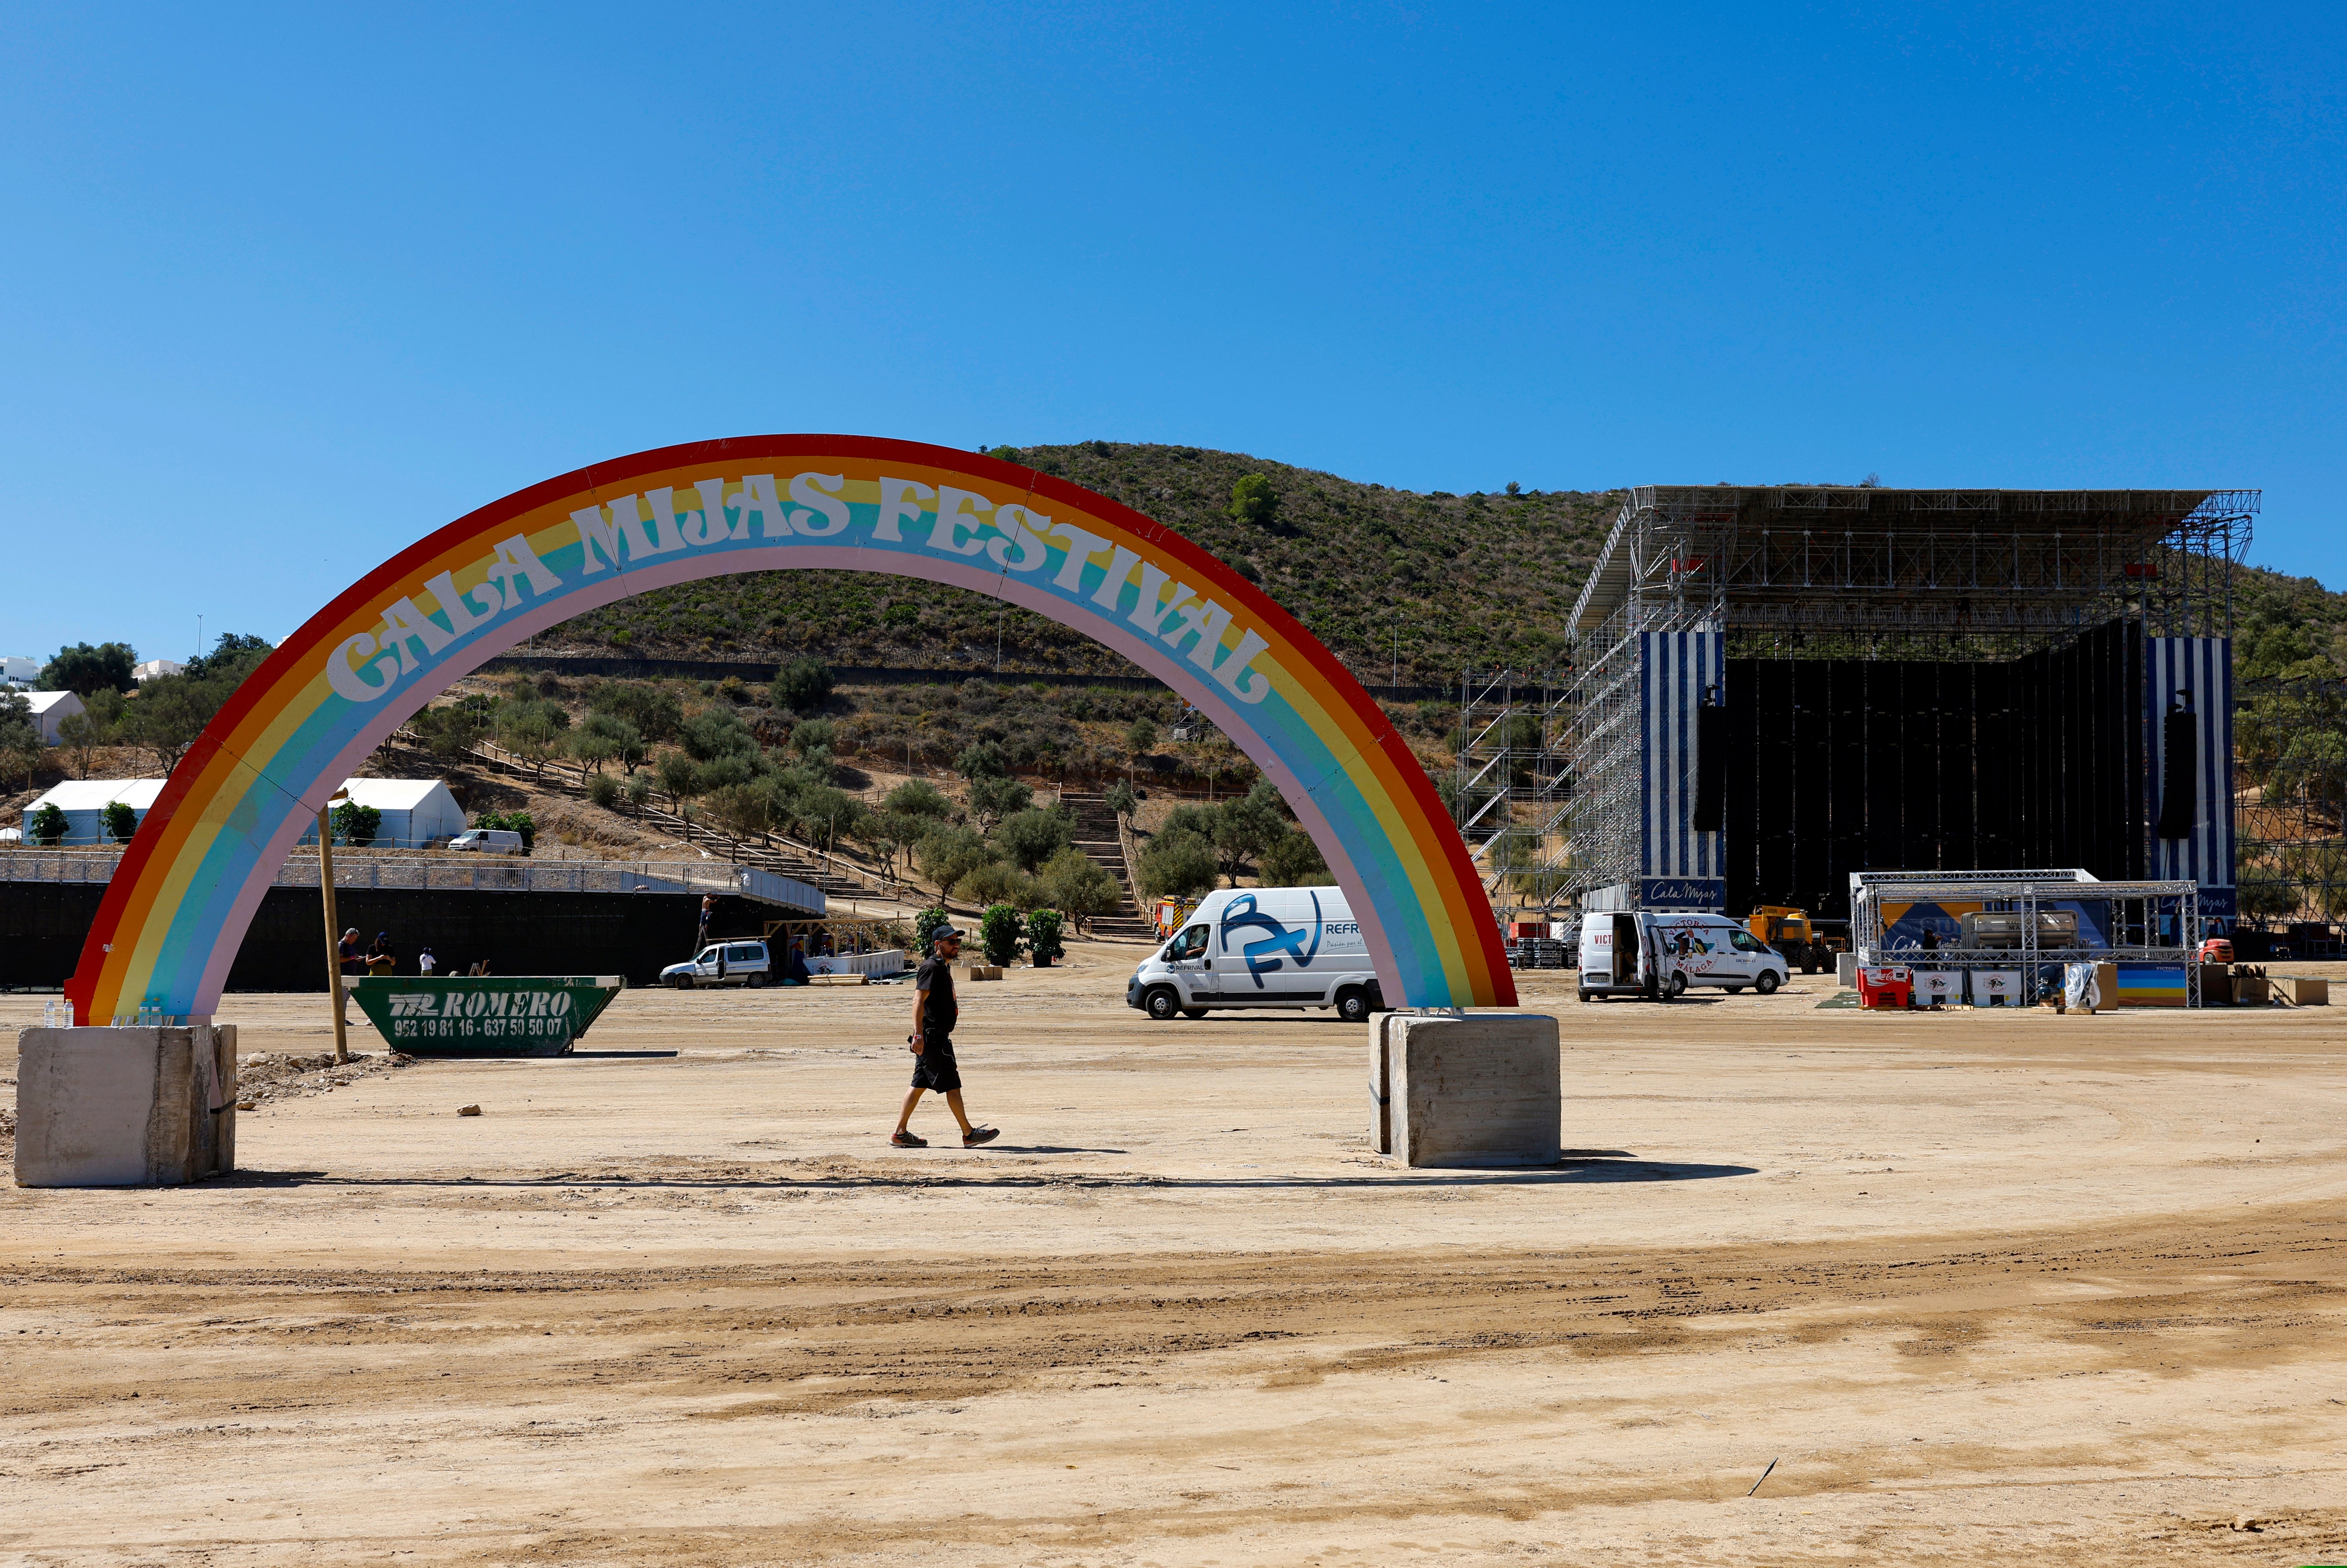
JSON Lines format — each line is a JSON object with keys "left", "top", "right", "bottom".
{"left": 318, "top": 795, "right": 350, "bottom": 1065}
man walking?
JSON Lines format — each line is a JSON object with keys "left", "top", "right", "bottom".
{"left": 893, "top": 924, "right": 999, "bottom": 1148}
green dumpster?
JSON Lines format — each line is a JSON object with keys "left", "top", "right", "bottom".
{"left": 349, "top": 975, "right": 625, "bottom": 1057}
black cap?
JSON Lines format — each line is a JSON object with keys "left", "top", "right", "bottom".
{"left": 932, "top": 924, "right": 964, "bottom": 941}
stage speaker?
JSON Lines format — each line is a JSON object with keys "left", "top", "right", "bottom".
{"left": 1693, "top": 703, "right": 1726, "bottom": 832}
{"left": 2157, "top": 709, "right": 2197, "bottom": 840}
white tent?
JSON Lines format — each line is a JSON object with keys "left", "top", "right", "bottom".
{"left": 292, "top": 778, "right": 469, "bottom": 848}
{"left": 21, "top": 775, "right": 466, "bottom": 849}
{"left": 21, "top": 690, "right": 85, "bottom": 745}
{"left": 17, "top": 779, "right": 166, "bottom": 844}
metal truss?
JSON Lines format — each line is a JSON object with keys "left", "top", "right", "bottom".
{"left": 1850, "top": 870, "right": 2203, "bottom": 1005}
{"left": 1542, "top": 485, "right": 2257, "bottom": 915}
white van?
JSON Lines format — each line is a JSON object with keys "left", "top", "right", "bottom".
{"left": 1578, "top": 910, "right": 1789, "bottom": 1001}
{"left": 1126, "top": 886, "right": 1386, "bottom": 1023}
{"left": 447, "top": 828, "right": 525, "bottom": 854}
{"left": 660, "top": 940, "right": 774, "bottom": 989}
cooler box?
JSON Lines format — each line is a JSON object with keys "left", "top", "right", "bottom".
{"left": 1857, "top": 965, "right": 1912, "bottom": 1009}
{"left": 1969, "top": 969, "right": 2022, "bottom": 1008}
{"left": 1912, "top": 969, "right": 1962, "bottom": 1006}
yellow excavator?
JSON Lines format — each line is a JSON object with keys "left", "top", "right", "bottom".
{"left": 1748, "top": 906, "right": 1847, "bottom": 975}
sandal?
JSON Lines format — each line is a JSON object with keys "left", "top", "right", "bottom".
{"left": 890, "top": 1130, "right": 927, "bottom": 1148}
{"left": 962, "top": 1125, "right": 999, "bottom": 1147}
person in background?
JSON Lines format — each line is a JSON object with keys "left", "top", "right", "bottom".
{"left": 367, "top": 932, "right": 398, "bottom": 976}
{"left": 336, "top": 927, "right": 363, "bottom": 1019}
{"left": 698, "top": 894, "right": 715, "bottom": 949}
{"left": 892, "top": 924, "right": 998, "bottom": 1149}
{"left": 417, "top": 945, "right": 438, "bottom": 976}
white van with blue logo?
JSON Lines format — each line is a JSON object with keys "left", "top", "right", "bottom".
{"left": 1126, "top": 886, "right": 1387, "bottom": 1023}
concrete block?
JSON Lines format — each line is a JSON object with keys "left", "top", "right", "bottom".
{"left": 1369, "top": 1012, "right": 1560, "bottom": 1169}
{"left": 1836, "top": 951, "right": 1858, "bottom": 990}
{"left": 961, "top": 966, "right": 1003, "bottom": 982}
{"left": 807, "top": 972, "right": 867, "bottom": 987}
{"left": 13, "top": 1026, "right": 237, "bottom": 1187}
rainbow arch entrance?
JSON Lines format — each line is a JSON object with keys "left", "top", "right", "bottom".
{"left": 68, "top": 436, "right": 1513, "bottom": 1024}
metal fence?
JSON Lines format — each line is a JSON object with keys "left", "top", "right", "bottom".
{"left": 0, "top": 849, "right": 821, "bottom": 910}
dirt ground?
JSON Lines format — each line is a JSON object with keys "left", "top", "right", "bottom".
{"left": 6, "top": 949, "right": 2347, "bottom": 1567}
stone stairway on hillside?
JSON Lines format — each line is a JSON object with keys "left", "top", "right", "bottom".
{"left": 1055, "top": 788, "right": 1152, "bottom": 938}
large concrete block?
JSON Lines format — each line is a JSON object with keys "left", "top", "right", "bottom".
{"left": 14, "top": 1026, "right": 237, "bottom": 1187}
{"left": 1369, "top": 1012, "right": 1560, "bottom": 1168}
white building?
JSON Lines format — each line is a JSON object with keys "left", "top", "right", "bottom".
{"left": 0, "top": 655, "right": 38, "bottom": 688}
{"left": 132, "top": 658, "right": 186, "bottom": 682}
{"left": 21, "top": 775, "right": 467, "bottom": 849}
{"left": 21, "top": 690, "right": 86, "bottom": 745}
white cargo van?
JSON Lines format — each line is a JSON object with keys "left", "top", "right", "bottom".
{"left": 447, "top": 828, "right": 525, "bottom": 855}
{"left": 1578, "top": 910, "right": 1788, "bottom": 1001}
{"left": 1126, "top": 886, "right": 1387, "bottom": 1023}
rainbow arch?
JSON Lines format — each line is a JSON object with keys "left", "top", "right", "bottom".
{"left": 68, "top": 436, "right": 1514, "bottom": 1023}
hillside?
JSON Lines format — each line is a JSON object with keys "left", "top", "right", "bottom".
{"left": 534, "top": 443, "right": 1622, "bottom": 685}
{"left": 528, "top": 446, "right": 2347, "bottom": 688}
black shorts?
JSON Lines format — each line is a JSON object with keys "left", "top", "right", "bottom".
{"left": 911, "top": 1033, "right": 961, "bottom": 1093}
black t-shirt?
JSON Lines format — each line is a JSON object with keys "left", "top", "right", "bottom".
{"left": 916, "top": 954, "right": 958, "bottom": 1037}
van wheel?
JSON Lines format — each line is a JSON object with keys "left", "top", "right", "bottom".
{"left": 1668, "top": 972, "right": 1689, "bottom": 997}
{"left": 1755, "top": 971, "right": 1781, "bottom": 995}
{"left": 1724, "top": 985, "right": 1745, "bottom": 994}
{"left": 747, "top": 973, "right": 769, "bottom": 989}
{"left": 1181, "top": 1008, "right": 1207, "bottom": 1020}
{"left": 1334, "top": 987, "right": 1373, "bottom": 1023}
{"left": 1143, "top": 987, "right": 1181, "bottom": 1021}
{"left": 671, "top": 974, "right": 693, "bottom": 990}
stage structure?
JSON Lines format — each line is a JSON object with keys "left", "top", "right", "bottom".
{"left": 1454, "top": 486, "right": 2256, "bottom": 923}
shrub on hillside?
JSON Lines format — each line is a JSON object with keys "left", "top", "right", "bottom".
{"left": 919, "top": 824, "right": 998, "bottom": 891}
{"left": 958, "top": 861, "right": 1034, "bottom": 910}
{"left": 967, "top": 774, "right": 1032, "bottom": 830}
{"left": 1259, "top": 826, "right": 1330, "bottom": 886}
{"left": 979, "top": 903, "right": 1025, "bottom": 966}
{"left": 884, "top": 778, "right": 952, "bottom": 820}
{"left": 994, "top": 806, "right": 1073, "bottom": 872}
{"left": 585, "top": 771, "right": 622, "bottom": 809}
{"left": 1036, "top": 849, "right": 1121, "bottom": 932}
{"left": 330, "top": 800, "right": 381, "bottom": 848}
{"left": 1137, "top": 828, "right": 1217, "bottom": 901}
{"left": 1026, "top": 908, "right": 1064, "bottom": 966}
{"left": 913, "top": 908, "right": 956, "bottom": 952}
{"left": 772, "top": 657, "right": 835, "bottom": 714}
{"left": 589, "top": 681, "right": 682, "bottom": 743}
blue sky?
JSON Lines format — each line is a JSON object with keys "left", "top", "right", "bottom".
{"left": 3, "top": 3, "right": 2341, "bottom": 664}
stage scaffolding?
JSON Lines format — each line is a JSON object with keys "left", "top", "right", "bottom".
{"left": 1459, "top": 486, "right": 2261, "bottom": 917}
